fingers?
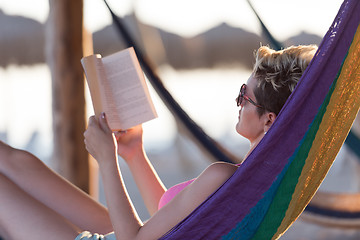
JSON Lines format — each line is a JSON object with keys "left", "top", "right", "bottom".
{"left": 88, "top": 115, "right": 97, "bottom": 126}
{"left": 98, "top": 112, "right": 112, "bottom": 134}
{"left": 114, "top": 130, "right": 128, "bottom": 141}
{"left": 83, "top": 114, "right": 104, "bottom": 149}
{"left": 86, "top": 113, "right": 111, "bottom": 134}
{"left": 83, "top": 113, "right": 115, "bottom": 160}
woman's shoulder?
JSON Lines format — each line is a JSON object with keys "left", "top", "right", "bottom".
{"left": 187, "top": 162, "right": 238, "bottom": 200}
{"left": 202, "top": 162, "right": 239, "bottom": 180}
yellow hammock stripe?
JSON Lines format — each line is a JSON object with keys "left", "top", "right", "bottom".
{"left": 275, "top": 24, "right": 360, "bottom": 239}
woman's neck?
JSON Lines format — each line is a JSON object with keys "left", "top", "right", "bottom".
{"left": 244, "top": 133, "right": 265, "bottom": 160}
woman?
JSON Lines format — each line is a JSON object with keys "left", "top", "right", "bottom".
{"left": 0, "top": 45, "right": 317, "bottom": 240}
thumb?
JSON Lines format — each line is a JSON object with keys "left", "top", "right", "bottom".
{"left": 99, "top": 112, "right": 112, "bottom": 133}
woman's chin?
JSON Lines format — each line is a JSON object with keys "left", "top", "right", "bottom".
{"left": 235, "top": 123, "right": 242, "bottom": 135}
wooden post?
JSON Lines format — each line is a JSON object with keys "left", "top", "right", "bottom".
{"left": 46, "top": 0, "right": 89, "bottom": 193}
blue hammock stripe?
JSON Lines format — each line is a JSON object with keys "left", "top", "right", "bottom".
{"left": 159, "top": 1, "right": 360, "bottom": 239}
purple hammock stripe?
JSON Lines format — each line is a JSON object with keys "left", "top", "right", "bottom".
{"left": 159, "top": 0, "right": 360, "bottom": 239}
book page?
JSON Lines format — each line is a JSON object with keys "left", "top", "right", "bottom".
{"left": 101, "top": 48, "right": 158, "bottom": 130}
{"left": 81, "top": 54, "right": 105, "bottom": 117}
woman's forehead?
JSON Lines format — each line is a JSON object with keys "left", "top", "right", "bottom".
{"left": 246, "top": 75, "right": 257, "bottom": 95}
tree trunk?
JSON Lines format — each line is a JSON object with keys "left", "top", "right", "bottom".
{"left": 45, "top": 0, "right": 89, "bottom": 193}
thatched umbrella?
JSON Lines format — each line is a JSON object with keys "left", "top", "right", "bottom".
{"left": 0, "top": 9, "right": 44, "bottom": 67}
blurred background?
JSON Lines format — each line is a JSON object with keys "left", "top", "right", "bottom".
{"left": 1, "top": 0, "right": 360, "bottom": 239}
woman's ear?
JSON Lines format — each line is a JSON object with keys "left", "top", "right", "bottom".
{"left": 263, "top": 112, "right": 277, "bottom": 133}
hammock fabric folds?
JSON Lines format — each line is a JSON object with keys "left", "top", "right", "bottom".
{"left": 159, "top": 0, "right": 360, "bottom": 239}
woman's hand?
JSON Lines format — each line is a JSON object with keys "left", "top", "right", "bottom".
{"left": 84, "top": 113, "right": 117, "bottom": 164}
{"left": 114, "top": 125, "right": 144, "bottom": 162}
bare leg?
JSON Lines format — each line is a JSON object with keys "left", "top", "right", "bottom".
{"left": 0, "top": 173, "right": 80, "bottom": 240}
{"left": 0, "top": 141, "right": 113, "bottom": 234}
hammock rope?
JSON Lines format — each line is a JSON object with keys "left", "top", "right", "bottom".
{"left": 102, "top": 0, "right": 360, "bottom": 238}
{"left": 158, "top": 1, "right": 360, "bottom": 238}
{"left": 247, "top": 0, "right": 360, "bottom": 228}
{"left": 246, "top": 0, "right": 283, "bottom": 50}
{"left": 303, "top": 192, "right": 360, "bottom": 228}
{"left": 248, "top": 0, "right": 360, "bottom": 159}
{"left": 103, "top": 0, "right": 240, "bottom": 164}
{"left": 345, "top": 129, "right": 360, "bottom": 159}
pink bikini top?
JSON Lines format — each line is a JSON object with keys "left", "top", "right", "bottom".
{"left": 158, "top": 178, "right": 195, "bottom": 209}
{"left": 158, "top": 163, "right": 241, "bottom": 209}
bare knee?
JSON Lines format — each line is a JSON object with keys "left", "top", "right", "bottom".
{"left": 0, "top": 141, "right": 42, "bottom": 176}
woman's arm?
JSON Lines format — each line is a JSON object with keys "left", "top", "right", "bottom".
{"left": 138, "top": 161, "right": 238, "bottom": 239}
{"left": 84, "top": 113, "right": 238, "bottom": 240}
{"left": 114, "top": 127, "right": 166, "bottom": 215}
{"left": 84, "top": 114, "right": 142, "bottom": 239}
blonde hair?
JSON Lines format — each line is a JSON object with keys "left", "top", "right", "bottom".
{"left": 253, "top": 45, "right": 317, "bottom": 115}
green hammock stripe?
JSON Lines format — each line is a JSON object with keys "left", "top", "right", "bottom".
{"left": 253, "top": 75, "right": 337, "bottom": 239}
{"left": 251, "top": 55, "right": 347, "bottom": 239}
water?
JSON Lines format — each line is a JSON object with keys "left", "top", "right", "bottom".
{"left": 0, "top": 64, "right": 53, "bottom": 159}
{"left": 0, "top": 64, "right": 251, "bottom": 161}
{"left": 0, "top": 63, "right": 251, "bottom": 220}
{"left": 2, "top": 64, "right": 360, "bottom": 238}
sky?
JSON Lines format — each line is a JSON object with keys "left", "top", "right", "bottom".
{"left": 0, "top": 0, "right": 345, "bottom": 40}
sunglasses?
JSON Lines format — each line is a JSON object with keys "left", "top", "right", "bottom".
{"left": 236, "top": 84, "right": 264, "bottom": 108}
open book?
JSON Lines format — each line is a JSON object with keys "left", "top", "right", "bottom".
{"left": 81, "top": 47, "right": 157, "bottom": 131}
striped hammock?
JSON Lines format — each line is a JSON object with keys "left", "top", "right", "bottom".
{"left": 159, "top": 0, "right": 360, "bottom": 239}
